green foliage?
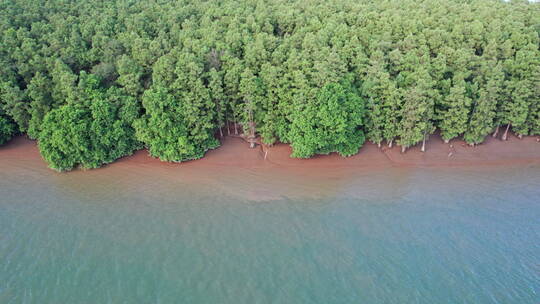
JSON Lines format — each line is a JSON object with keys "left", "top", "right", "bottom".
{"left": 464, "top": 63, "right": 504, "bottom": 144}
{"left": 0, "top": 81, "right": 29, "bottom": 132}
{"left": 51, "top": 60, "right": 78, "bottom": 104}
{"left": 289, "top": 79, "right": 365, "bottom": 158}
{"left": 258, "top": 63, "right": 283, "bottom": 144}
{"left": 0, "top": 0, "right": 538, "bottom": 170}
{"left": 26, "top": 72, "right": 54, "bottom": 139}
{"left": 498, "top": 43, "right": 539, "bottom": 136}
{"left": 397, "top": 68, "right": 437, "bottom": 151}
{"left": 528, "top": 98, "right": 540, "bottom": 136}
{"left": 362, "top": 50, "right": 400, "bottom": 146}
{"left": 38, "top": 86, "right": 141, "bottom": 171}
{"left": 134, "top": 87, "right": 219, "bottom": 162}
{"left": 208, "top": 68, "right": 226, "bottom": 136}
{"left": 0, "top": 113, "right": 16, "bottom": 145}
{"left": 116, "top": 55, "right": 144, "bottom": 97}
{"left": 438, "top": 73, "right": 472, "bottom": 142}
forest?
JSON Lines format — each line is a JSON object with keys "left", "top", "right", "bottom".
{"left": 0, "top": 0, "right": 538, "bottom": 171}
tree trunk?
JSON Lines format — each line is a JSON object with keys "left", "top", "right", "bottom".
{"left": 227, "top": 121, "right": 230, "bottom": 135}
{"left": 421, "top": 134, "right": 426, "bottom": 152}
{"left": 234, "top": 123, "right": 238, "bottom": 135}
{"left": 444, "top": 139, "right": 449, "bottom": 144}
{"left": 492, "top": 125, "right": 499, "bottom": 138}
{"left": 219, "top": 127, "right": 223, "bottom": 137}
{"left": 377, "top": 142, "right": 381, "bottom": 148}
{"left": 388, "top": 139, "right": 393, "bottom": 148}
{"left": 518, "top": 134, "right": 523, "bottom": 139}
{"left": 401, "top": 146, "right": 406, "bottom": 153}
{"left": 502, "top": 124, "right": 510, "bottom": 141}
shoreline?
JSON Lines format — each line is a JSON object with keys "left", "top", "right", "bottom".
{"left": 1, "top": 133, "right": 539, "bottom": 171}
{"left": 1, "top": 133, "right": 539, "bottom": 201}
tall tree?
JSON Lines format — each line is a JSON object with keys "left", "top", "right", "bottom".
{"left": 208, "top": 68, "right": 226, "bottom": 137}
{"left": 26, "top": 72, "right": 54, "bottom": 139}
{"left": 134, "top": 86, "right": 219, "bottom": 162}
{"left": 239, "top": 67, "right": 262, "bottom": 145}
{"left": 499, "top": 43, "right": 538, "bottom": 139}
{"left": 464, "top": 63, "right": 504, "bottom": 145}
{"left": 362, "top": 50, "right": 400, "bottom": 147}
{"left": 398, "top": 68, "right": 436, "bottom": 152}
{"left": 0, "top": 81, "right": 29, "bottom": 132}
{"left": 116, "top": 55, "right": 144, "bottom": 97}
{"left": 289, "top": 78, "right": 365, "bottom": 158}
{"left": 438, "top": 73, "right": 472, "bottom": 143}
{"left": 38, "top": 87, "right": 141, "bottom": 171}
{"left": 0, "top": 111, "right": 16, "bottom": 145}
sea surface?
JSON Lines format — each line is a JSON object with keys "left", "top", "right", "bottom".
{"left": 0, "top": 162, "right": 539, "bottom": 303}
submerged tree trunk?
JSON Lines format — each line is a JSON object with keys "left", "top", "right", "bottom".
{"left": 502, "top": 124, "right": 510, "bottom": 141}
{"left": 492, "top": 125, "right": 499, "bottom": 138}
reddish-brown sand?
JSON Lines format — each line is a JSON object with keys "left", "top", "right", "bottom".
{"left": 1, "top": 133, "right": 539, "bottom": 201}
{"left": 1, "top": 132, "right": 539, "bottom": 171}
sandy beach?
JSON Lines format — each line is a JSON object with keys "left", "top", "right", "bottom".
{"left": 2, "top": 133, "right": 539, "bottom": 172}
{"left": 1, "top": 133, "right": 538, "bottom": 201}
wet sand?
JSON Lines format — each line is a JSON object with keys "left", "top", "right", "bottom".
{"left": 1, "top": 133, "right": 539, "bottom": 201}
{"left": 2, "top": 133, "right": 539, "bottom": 171}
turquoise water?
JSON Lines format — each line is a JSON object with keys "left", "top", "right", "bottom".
{"left": 0, "top": 164, "right": 539, "bottom": 303}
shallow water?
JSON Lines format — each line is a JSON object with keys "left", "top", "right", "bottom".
{"left": 0, "top": 163, "right": 539, "bottom": 303}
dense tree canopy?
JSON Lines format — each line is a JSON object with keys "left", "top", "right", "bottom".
{"left": 134, "top": 86, "right": 219, "bottom": 162}
{"left": 0, "top": 0, "right": 538, "bottom": 170}
{"left": 289, "top": 79, "right": 365, "bottom": 158}
{"left": 0, "top": 111, "right": 16, "bottom": 145}
{"left": 38, "top": 73, "right": 141, "bottom": 171}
